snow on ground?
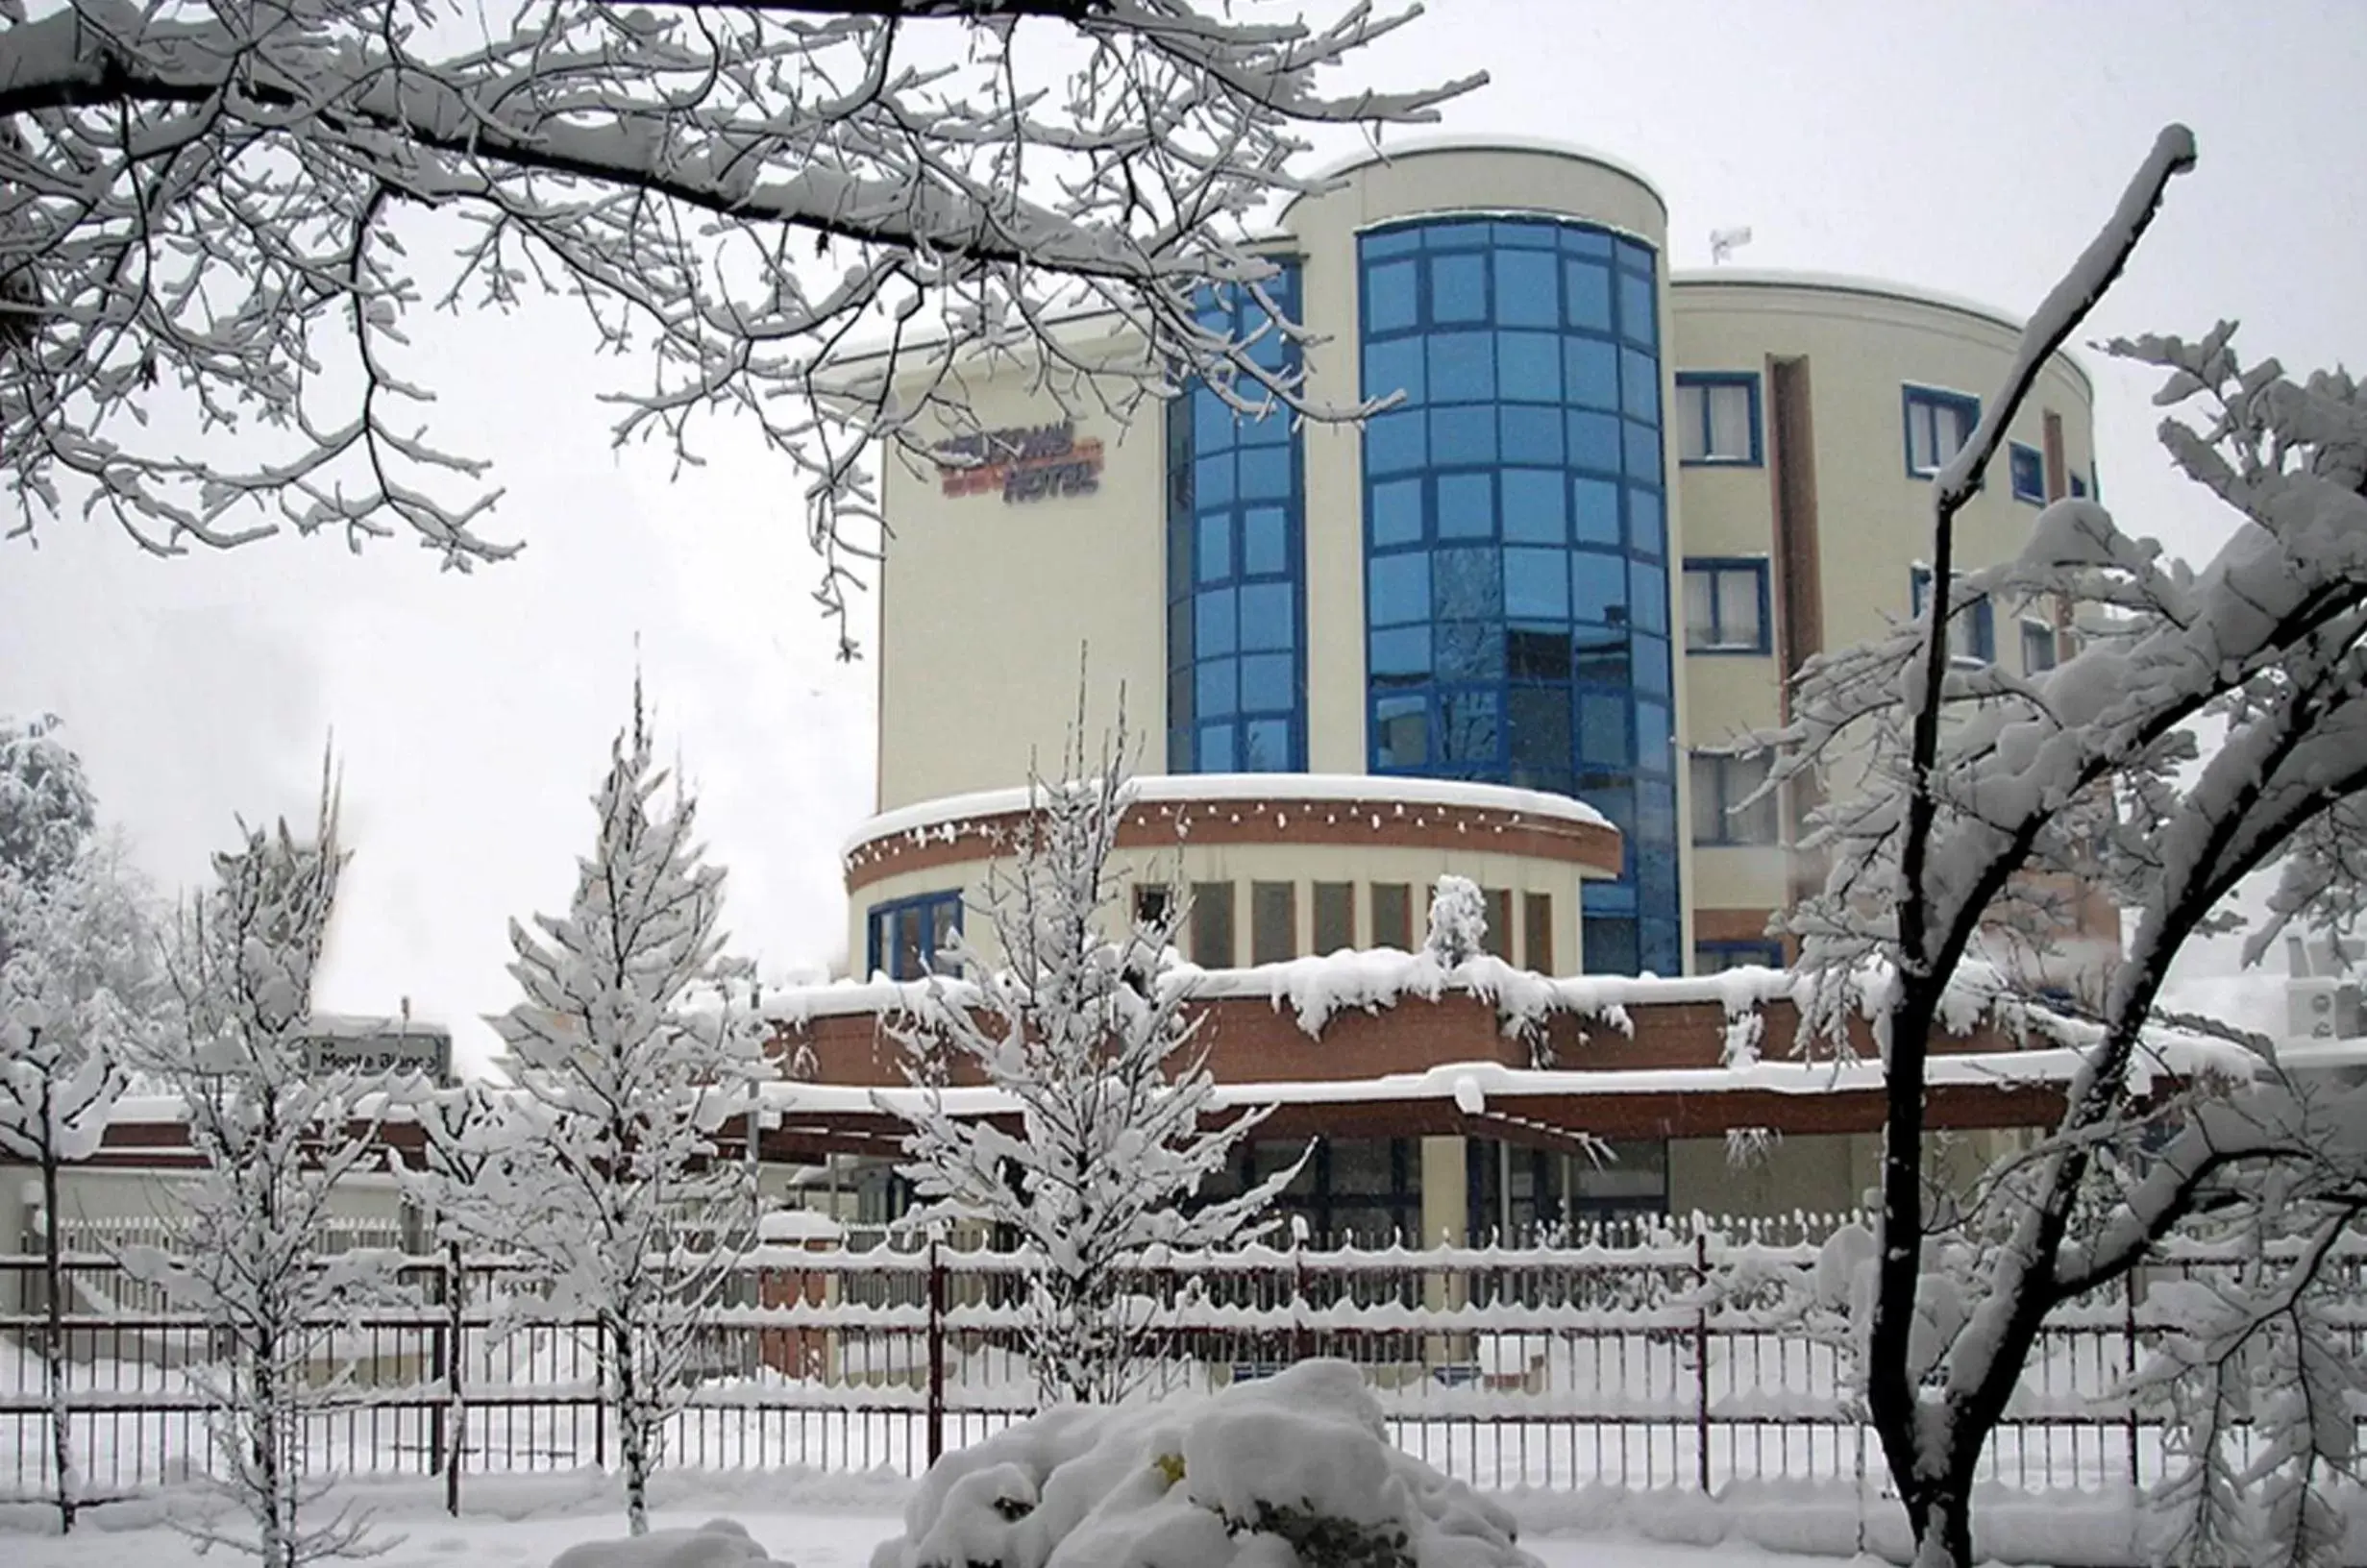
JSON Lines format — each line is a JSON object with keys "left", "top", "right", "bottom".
{"left": 0, "top": 1490, "right": 1868, "bottom": 1568}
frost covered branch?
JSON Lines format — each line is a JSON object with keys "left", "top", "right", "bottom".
{"left": 0, "top": 0, "right": 1471, "bottom": 643}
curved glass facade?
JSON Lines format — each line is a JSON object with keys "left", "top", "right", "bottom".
{"left": 1166, "top": 266, "right": 1306, "bottom": 773}
{"left": 1357, "top": 218, "right": 1679, "bottom": 975}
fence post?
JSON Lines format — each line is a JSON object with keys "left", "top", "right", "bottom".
{"left": 444, "top": 1240, "right": 466, "bottom": 1517}
{"left": 925, "top": 1229, "right": 947, "bottom": 1468}
{"left": 2124, "top": 1268, "right": 2142, "bottom": 1491}
{"left": 1693, "top": 1228, "right": 1712, "bottom": 1494}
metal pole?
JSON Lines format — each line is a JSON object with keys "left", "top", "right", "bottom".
{"left": 1693, "top": 1229, "right": 1712, "bottom": 1494}
{"left": 925, "top": 1228, "right": 947, "bottom": 1467}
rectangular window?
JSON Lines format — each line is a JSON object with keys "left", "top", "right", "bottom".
{"left": 1673, "top": 374, "right": 1761, "bottom": 465}
{"left": 1911, "top": 566, "right": 1997, "bottom": 664}
{"left": 2070, "top": 473, "right": 2089, "bottom": 499}
{"left": 1135, "top": 883, "right": 1172, "bottom": 929}
{"left": 1695, "top": 940, "right": 1784, "bottom": 974}
{"left": 1371, "top": 883, "right": 1413, "bottom": 951}
{"left": 1190, "top": 882, "right": 1236, "bottom": 968}
{"left": 1522, "top": 892, "right": 1554, "bottom": 974}
{"left": 866, "top": 892, "right": 964, "bottom": 981}
{"left": 1481, "top": 888, "right": 1514, "bottom": 959}
{"left": 1689, "top": 752, "right": 1779, "bottom": 845}
{"left": 1251, "top": 881, "right": 1296, "bottom": 966}
{"left": 2009, "top": 443, "right": 2046, "bottom": 504}
{"left": 1313, "top": 882, "right": 1356, "bottom": 954}
{"left": 1682, "top": 559, "right": 1770, "bottom": 653}
{"left": 1904, "top": 385, "right": 1980, "bottom": 477}
{"left": 2022, "top": 618, "right": 2059, "bottom": 674}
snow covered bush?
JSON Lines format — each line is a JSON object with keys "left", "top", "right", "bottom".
{"left": 890, "top": 711, "right": 1300, "bottom": 1408}
{"left": 473, "top": 686, "right": 766, "bottom": 1535}
{"left": 0, "top": 0, "right": 1468, "bottom": 637}
{"left": 126, "top": 772, "right": 407, "bottom": 1568}
{"left": 1421, "top": 876, "right": 1487, "bottom": 968}
{"left": 871, "top": 1360, "right": 1538, "bottom": 1568}
{"left": 551, "top": 1518, "right": 787, "bottom": 1568}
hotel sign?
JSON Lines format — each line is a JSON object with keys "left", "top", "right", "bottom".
{"left": 934, "top": 421, "right": 1103, "bottom": 503}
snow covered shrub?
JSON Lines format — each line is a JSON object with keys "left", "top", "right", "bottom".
{"left": 550, "top": 1518, "right": 786, "bottom": 1568}
{"left": 1421, "top": 876, "right": 1486, "bottom": 968}
{"left": 871, "top": 1360, "right": 1538, "bottom": 1568}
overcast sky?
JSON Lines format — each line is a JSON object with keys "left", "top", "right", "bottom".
{"left": 4, "top": 0, "right": 2360, "bottom": 1071}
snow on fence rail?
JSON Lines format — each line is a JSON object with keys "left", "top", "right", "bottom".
{"left": 1, "top": 1219, "right": 2355, "bottom": 1512}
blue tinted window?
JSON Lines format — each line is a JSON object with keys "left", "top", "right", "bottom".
{"left": 1493, "top": 250, "right": 1559, "bottom": 327}
{"left": 1429, "top": 331, "right": 1494, "bottom": 402}
{"left": 1240, "top": 582, "right": 1294, "bottom": 650}
{"left": 1431, "top": 406, "right": 1495, "bottom": 464}
{"left": 1367, "top": 409, "right": 1425, "bottom": 474}
{"left": 1196, "top": 513, "right": 1230, "bottom": 583}
{"left": 1366, "top": 338, "right": 1425, "bottom": 404}
{"left": 2009, "top": 443, "right": 2046, "bottom": 504}
{"left": 1437, "top": 473, "right": 1492, "bottom": 539}
{"left": 1502, "top": 469, "right": 1566, "bottom": 543}
{"left": 1501, "top": 406, "right": 1563, "bottom": 464}
{"left": 1564, "top": 261, "right": 1611, "bottom": 331}
{"left": 1431, "top": 254, "right": 1487, "bottom": 322}
{"left": 1169, "top": 263, "right": 1306, "bottom": 773}
{"left": 1243, "top": 507, "right": 1287, "bottom": 576}
{"left": 1498, "top": 332, "right": 1561, "bottom": 402}
{"left": 1572, "top": 551, "right": 1625, "bottom": 625}
{"left": 1371, "top": 479, "right": 1423, "bottom": 547}
{"left": 1568, "top": 411, "right": 1621, "bottom": 475}
{"left": 1572, "top": 478, "right": 1620, "bottom": 545}
{"left": 1358, "top": 219, "right": 1673, "bottom": 974}
{"left": 1367, "top": 260, "right": 1418, "bottom": 332}
{"left": 1369, "top": 552, "right": 1429, "bottom": 625}
{"left": 1566, "top": 338, "right": 1619, "bottom": 410}
{"left": 1238, "top": 445, "right": 1291, "bottom": 500}
{"left": 1506, "top": 549, "right": 1569, "bottom": 619}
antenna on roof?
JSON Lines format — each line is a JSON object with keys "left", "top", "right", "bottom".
{"left": 1710, "top": 227, "right": 1754, "bottom": 265}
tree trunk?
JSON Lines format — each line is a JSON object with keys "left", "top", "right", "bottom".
{"left": 39, "top": 1128, "right": 76, "bottom": 1533}
{"left": 613, "top": 1319, "right": 649, "bottom": 1536}
{"left": 1907, "top": 1474, "right": 1977, "bottom": 1568}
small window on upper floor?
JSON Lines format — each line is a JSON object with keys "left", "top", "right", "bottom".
{"left": 1683, "top": 559, "right": 1770, "bottom": 654}
{"left": 2022, "top": 618, "right": 2059, "bottom": 674}
{"left": 2009, "top": 443, "right": 2046, "bottom": 505}
{"left": 1689, "top": 751, "right": 1779, "bottom": 846}
{"left": 2070, "top": 473, "right": 2089, "bottom": 500}
{"left": 1911, "top": 565, "right": 1996, "bottom": 664}
{"left": 1904, "top": 386, "right": 1981, "bottom": 478}
{"left": 1674, "top": 374, "right": 1761, "bottom": 466}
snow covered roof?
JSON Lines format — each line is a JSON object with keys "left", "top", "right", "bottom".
{"left": 846, "top": 772, "right": 1612, "bottom": 862}
{"left": 1294, "top": 135, "right": 1669, "bottom": 217}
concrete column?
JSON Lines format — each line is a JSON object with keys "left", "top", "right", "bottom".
{"left": 1418, "top": 1136, "right": 1468, "bottom": 1367}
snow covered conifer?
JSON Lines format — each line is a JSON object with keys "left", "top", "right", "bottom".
{"left": 0, "top": 829, "right": 160, "bottom": 1531}
{"left": 0, "top": 714, "right": 97, "bottom": 890}
{"left": 889, "top": 710, "right": 1301, "bottom": 1408}
{"left": 482, "top": 688, "right": 763, "bottom": 1535}
{"left": 123, "top": 772, "right": 405, "bottom": 1568}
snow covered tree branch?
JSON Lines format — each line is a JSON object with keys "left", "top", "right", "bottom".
{"left": 122, "top": 772, "right": 408, "bottom": 1568}
{"left": 477, "top": 682, "right": 764, "bottom": 1534}
{"left": 888, "top": 701, "right": 1300, "bottom": 1407}
{"left": 0, "top": 0, "right": 1472, "bottom": 646}
{"left": 1765, "top": 117, "right": 2367, "bottom": 1566}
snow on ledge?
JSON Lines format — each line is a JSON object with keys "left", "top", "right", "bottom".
{"left": 844, "top": 772, "right": 1611, "bottom": 861}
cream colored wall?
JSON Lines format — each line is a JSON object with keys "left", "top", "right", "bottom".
{"left": 851, "top": 837, "right": 1596, "bottom": 975}
{"left": 1668, "top": 280, "right": 2096, "bottom": 936}
{"left": 874, "top": 327, "right": 1169, "bottom": 813}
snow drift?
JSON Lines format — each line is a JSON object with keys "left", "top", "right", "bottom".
{"left": 870, "top": 1360, "right": 1540, "bottom": 1568}
{"left": 551, "top": 1517, "right": 786, "bottom": 1568}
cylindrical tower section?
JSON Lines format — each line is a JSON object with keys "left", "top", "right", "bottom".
{"left": 1274, "top": 145, "right": 1684, "bottom": 975}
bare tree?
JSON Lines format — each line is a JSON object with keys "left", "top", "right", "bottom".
{"left": 0, "top": 0, "right": 1471, "bottom": 642}
{"left": 1770, "top": 119, "right": 2367, "bottom": 1567}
